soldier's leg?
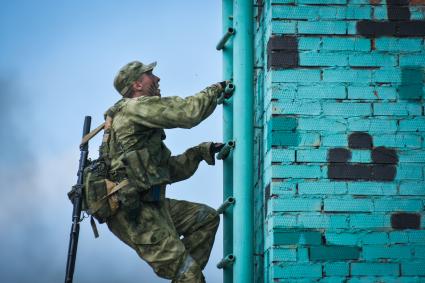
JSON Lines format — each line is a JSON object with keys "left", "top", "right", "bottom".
{"left": 106, "top": 199, "right": 205, "bottom": 282}
{"left": 167, "top": 198, "right": 220, "bottom": 270}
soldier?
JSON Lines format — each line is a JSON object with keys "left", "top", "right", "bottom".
{"left": 104, "top": 60, "right": 227, "bottom": 282}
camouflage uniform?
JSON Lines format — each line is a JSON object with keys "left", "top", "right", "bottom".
{"left": 105, "top": 61, "right": 222, "bottom": 282}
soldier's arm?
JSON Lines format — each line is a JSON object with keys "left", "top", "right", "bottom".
{"left": 168, "top": 142, "right": 218, "bottom": 183}
{"left": 126, "top": 83, "right": 223, "bottom": 129}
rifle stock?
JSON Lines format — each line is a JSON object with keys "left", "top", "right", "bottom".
{"left": 65, "top": 116, "right": 91, "bottom": 283}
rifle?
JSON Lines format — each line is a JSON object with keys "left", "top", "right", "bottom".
{"left": 65, "top": 116, "right": 91, "bottom": 283}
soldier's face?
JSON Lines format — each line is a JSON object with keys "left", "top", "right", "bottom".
{"left": 137, "top": 71, "right": 161, "bottom": 97}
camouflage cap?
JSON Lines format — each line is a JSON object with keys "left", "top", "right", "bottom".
{"left": 114, "top": 61, "right": 157, "bottom": 96}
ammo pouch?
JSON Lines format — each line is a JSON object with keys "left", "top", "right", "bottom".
{"left": 83, "top": 159, "right": 123, "bottom": 223}
{"left": 122, "top": 148, "right": 170, "bottom": 192}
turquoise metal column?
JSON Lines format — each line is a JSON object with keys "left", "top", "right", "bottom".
{"left": 232, "top": 0, "right": 254, "bottom": 282}
{"left": 222, "top": 1, "right": 234, "bottom": 283}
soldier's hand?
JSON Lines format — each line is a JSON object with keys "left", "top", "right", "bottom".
{"left": 211, "top": 142, "right": 225, "bottom": 154}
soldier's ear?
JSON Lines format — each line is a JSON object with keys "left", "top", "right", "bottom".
{"left": 132, "top": 80, "right": 143, "bottom": 91}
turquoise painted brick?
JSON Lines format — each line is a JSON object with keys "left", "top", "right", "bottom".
{"left": 319, "top": 278, "right": 346, "bottom": 283}
{"left": 322, "top": 102, "right": 372, "bottom": 117}
{"left": 269, "top": 83, "right": 298, "bottom": 100}
{"left": 322, "top": 37, "right": 370, "bottom": 51}
{"left": 347, "top": 277, "right": 425, "bottom": 283}
{"left": 324, "top": 198, "right": 374, "bottom": 212}
{"left": 272, "top": 230, "right": 322, "bottom": 245}
{"left": 296, "top": 149, "right": 328, "bottom": 162}
{"left": 271, "top": 69, "right": 321, "bottom": 83}
{"left": 350, "top": 150, "right": 371, "bottom": 163}
{"left": 298, "top": 0, "right": 347, "bottom": 3}
{"left": 401, "top": 262, "right": 425, "bottom": 276}
{"left": 270, "top": 181, "right": 297, "bottom": 196}
{"left": 373, "top": 102, "right": 422, "bottom": 116}
{"left": 400, "top": 54, "right": 425, "bottom": 66}
{"left": 271, "top": 247, "right": 297, "bottom": 262}
{"left": 271, "top": 149, "right": 296, "bottom": 162}
{"left": 272, "top": 100, "right": 321, "bottom": 115}
{"left": 300, "top": 52, "right": 348, "bottom": 67}
{"left": 409, "top": 231, "right": 425, "bottom": 243}
{"left": 271, "top": 198, "right": 322, "bottom": 212}
{"left": 373, "top": 6, "right": 387, "bottom": 20}
{"left": 269, "top": 131, "right": 320, "bottom": 147}
{"left": 347, "top": 86, "right": 378, "bottom": 100}
{"left": 373, "top": 134, "right": 422, "bottom": 148}
{"left": 322, "top": 134, "right": 348, "bottom": 147}
{"left": 298, "top": 117, "right": 347, "bottom": 132}
{"left": 362, "top": 245, "right": 412, "bottom": 260}
{"left": 348, "top": 0, "right": 370, "bottom": 3}
{"left": 319, "top": 7, "right": 347, "bottom": 20}
{"left": 271, "top": 0, "right": 295, "bottom": 3}
{"left": 399, "top": 150, "right": 425, "bottom": 163}
{"left": 297, "top": 37, "right": 322, "bottom": 51}
{"left": 270, "top": 215, "right": 298, "bottom": 229}
{"left": 413, "top": 246, "right": 425, "bottom": 259}
{"left": 298, "top": 21, "right": 347, "bottom": 35}
{"left": 272, "top": 263, "right": 322, "bottom": 278}
{"left": 272, "top": 20, "right": 297, "bottom": 34}
{"left": 348, "top": 118, "right": 398, "bottom": 132}
{"left": 396, "top": 165, "right": 423, "bottom": 180}
{"left": 399, "top": 181, "right": 425, "bottom": 196}
{"left": 347, "top": 182, "right": 397, "bottom": 195}
{"left": 298, "top": 180, "right": 347, "bottom": 195}
{"left": 298, "top": 213, "right": 349, "bottom": 229}
{"left": 324, "top": 262, "right": 349, "bottom": 277}
{"left": 351, "top": 263, "right": 399, "bottom": 276}
{"left": 362, "top": 232, "right": 389, "bottom": 245}
{"left": 349, "top": 53, "right": 397, "bottom": 67}
{"left": 373, "top": 69, "right": 402, "bottom": 83}
{"left": 375, "top": 38, "right": 423, "bottom": 52}
{"left": 272, "top": 6, "right": 319, "bottom": 20}
{"left": 323, "top": 69, "right": 372, "bottom": 82}
{"left": 345, "top": 6, "right": 372, "bottom": 20}
{"left": 310, "top": 245, "right": 360, "bottom": 261}
{"left": 298, "top": 85, "right": 346, "bottom": 99}
{"left": 297, "top": 247, "right": 309, "bottom": 262}
{"left": 399, "top": 118, "right": 425, "bottom": 131}
{"left": 272, "top": 165, "right": 323, "bottom": 178}
{"left": 389, "top": 231, "right": 409, "bottom": 244}
{"left": 376, "top": 86, "right": 397, "bottom": 100}
{"left": 325, "top": 232, "right": 359, "bottom": 245}
{"left": 268, "top": 116, "right": 298, "bottom": 131}
{"left": 373, "top": 199, "right": 423, "bottom": 212}
{"left": 411, "top": 6, "right": 425, "bottom": 20}
{"left": 350, "top": 214, "right": 391, "bottom": 228}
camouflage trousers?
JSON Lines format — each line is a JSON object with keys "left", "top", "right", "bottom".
{"left": 106, "top": 197, "right": 220, "bottom": 282}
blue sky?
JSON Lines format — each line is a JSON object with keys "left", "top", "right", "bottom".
{"left": 0, "top": 1, "right": 225, "bottom": 282}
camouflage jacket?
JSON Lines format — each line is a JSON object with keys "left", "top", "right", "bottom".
{"left": 105, "top": 84, "right": 222, "bottom": 190}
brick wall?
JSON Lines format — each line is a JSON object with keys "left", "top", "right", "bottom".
{"left": 254, "top": 0, "right": 425, "bottom": 282}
